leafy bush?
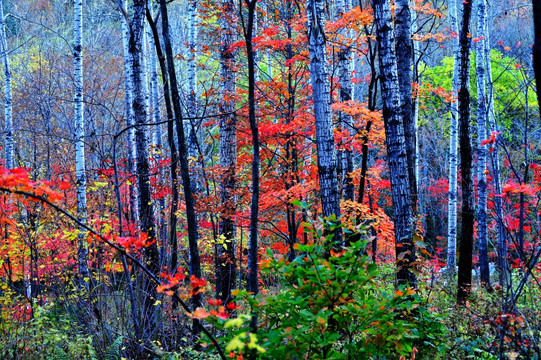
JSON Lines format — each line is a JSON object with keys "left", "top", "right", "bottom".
{"left": 223, "top": 221, "right": 446, "bottom": 359}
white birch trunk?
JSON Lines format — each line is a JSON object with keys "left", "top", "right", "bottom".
{"left": 446, "top": 0, "right": 460, "bottom": 273}
{"left": 73, "top": 0, "right": 89, "bottom": 284}
{"left": 372, "top": 0, "right": 416, "bottom": 286}
{"left": 475, "top": 0, "right": 490, "bottom": 286}
{"left": 484, "top": 8, "right": 506, "bottom": 286}
{"left": 121, "top": 0, "right": 139, "bottom": 224}
{"left": 187, "top": 0, "right": 199, "bottom": 171}
{"left": 307, "top": 0, "right": 342, "bottom": 243}
{"left": 0, "top": 0, "right": 12, "bottom": 170}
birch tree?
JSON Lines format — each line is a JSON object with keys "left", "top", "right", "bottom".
{"left": 216, "top": 0, "right": 237, "bottom": 305}
{"left": 394, "top": 0, "right": 417, "bottom": 207}
{"left": 73, "top": 0, "right": 90, "bottom": 286}
{"left": 456, "top": 0, "right": 475, "bottom": 304}
{"left": 475, "top": 0, "right": 490, "bottom": 286}
{"left": 372, "top": 0, "right": 416, "bottom": 286}
{"left": 533, "top": 0, "right": 541, "bottom": 118}
{"left": 120, "top": 0, "right": 139, "bottom": 224}
{"left": 187, "top": 0, "right": 200, "bottom": 193}
{"left": 335, "top": 0, "right": 354, "bottom": 202}
{"left": 446, "top": 0, "right": 460, "bottom": 274}
{"left": 307, "top": 0, "right": 342, "bottom": 244}
{"left": 0, "top": 0, "right": 12, "bottom": 170}
{"left": 484, "top": 23, "right": 507, "bottom": 287}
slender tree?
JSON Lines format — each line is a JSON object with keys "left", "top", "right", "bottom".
{"left": 73, "top": 0, "right": 90, "bottom": 287}
{"left": 335, "top": 0, "right": 354, "bottom": 202}
{"left": 216, "top": 0, "right": 238, "bottom": 305}
{"left": 120, "top": 0, "right": 140, "bottom": 224}
{"left": 475, "top": 0, "right": 490, "bottom": 287}
{"left": 307, "top": 0, "right": 342, "bottom": 243}
{"left": 158, "top": 0, "right": 203, "bottom": 328}
{"left": 446, "top": 0, "right": 460, "bottom": 274}
{"left": 533, "top": 0, "right": 541, "bottom": 118}
{"left": 372, "top": 0, "right": 416, "bottom": 286}
{"left": 0, "top": 0, "right": 12, "bottom": 170}
{"left": 240, "top": 0, "right": 260, "bottom": 331}
{"left": 456, "top": 0, "right": 475, "bottom": 304}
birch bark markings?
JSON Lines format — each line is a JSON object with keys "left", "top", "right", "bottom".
{"left": 307, "top": 0, "right": 342, "bottom": 243}
{"left": 475, "top": 0, "right": 490, "bottom": 286}
{"left": 121, "top": 0, "right": 139, "bottom": 224}
{"left": 446, "top": 0, "right": 460, "bottom": 274}
{"left": 0, "top": 0, "right": 13, "bottom": 170}
{"left": 217, "top": 0, "right": 237, "bottom": 305}
{"left": 372, "top": 0, "right": 416, "bottom": 286}
{"left": 128, "top": 0, "right": 160, "bottom": 278}
{"left": 335, "top": 0, "right": 355, "bottom": 202}
{"left": 394, "top": 0, "right": 417, "bottom": 207}
{"left": 533, "top": 0, "right": 541, "bottom": 118}
{"left": 73, "top": 0, "right": 90, "bottom": 285}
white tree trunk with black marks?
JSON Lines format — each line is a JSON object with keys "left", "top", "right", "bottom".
{"left": 372, "top": 0, "right": 416, "bottom": 286}
{"left": 0, "top": 0, "right": 13, "bottom": 170}
{"left": 307, "top": 0, "right": 342, "bottom": 243}
{"left": 121, "top": 0, "right": 139, "bottom": 224}
{"left": 475, "top": 0, "right": 490, "bottom": 286}
{"left": 447, "top": 0, "right": 460, "bottom": 274}
{"left": 73, "top": 0, "right": 89, "bottom": 285}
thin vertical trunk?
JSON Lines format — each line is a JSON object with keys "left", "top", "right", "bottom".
{"left": 0, "top": 0, "right": 12, "bottom": 170}
{"left": 533, "top": 0, "right": 541, "bottom": 119}
{"left": 216, "top": 0, "right": 237, "bottom": 305}
{"left": 447, "top": 0, "right": 460, "bottom": 274}
{"left": 241, "top": 0, "right": 260, "bottom": 332}
{"left": 485, "top": 34, "right": 507, "bottom": 285}
{"left": 73, "top": 0, "right": 90, "bottom": 286}
{"left": 147, "top": 21, "right": 167, "bottom": 250}
{"left": 475, "top": 0, "right": 490, "bottom": 286}
{"left": 187, "top": 0, "right": 200, "bottom": 194}
{"left": 129, "top": 2, "right": 161, "bottom": 337}
{"left": 121, "top": 0, "right": 139, "bottom": 224}
{"left": 372, "top": 0, "right": 416, "bottom": 287}
{"left": 158, "top": 0, "right": 203, "bottom": 329}
{"left": 145, "top": 9, "right": 181, "bottom": 274}
{"left": 394, "top": 0, "right": 417, "bottom": 209}
{"left": 457, "top": 0, "right": 475, "bottom": 304}
{"left": 307, "top": 0, "right": 342, "bottom": 244}
{"left": 335, "top": 0, "right": 355, "bottom": 202}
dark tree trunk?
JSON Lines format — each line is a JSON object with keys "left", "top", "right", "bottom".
{"left": 216, "top": 0, "right": 237, "bottom": 306}
{"left": 240, "top": 0, "right": 260, "bottom": 332}
{"left": 145, "top": 10, "right": 180, "bottom": 273}
{"left": 372, "top": 0, "right": 416, "bottom": 287}
{"left": 158, "top": 0, "right": 203, "bottom": 331}
{"left": 394, "top": 0, "right": 417, "bottom": 209}
{"left": 456, "top": 0, "right": 475, "bottom": 305}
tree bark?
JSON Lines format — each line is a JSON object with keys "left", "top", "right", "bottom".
{"left": 394, "top": 0, "right": 417, "bottom": 209}
{"left": 307, "top": 0, "right": 342, "bottom": 244}
{"left": 457, "top": 0, "right": 475, "bottom": 304}
{"left": 335, "top": 0, "right": 355, "bottom": 202}
{"left": 372, "top": 0, "right": 416, "bottom": 286}
{"left": 158, "top": 0, "right": 203, "bottom": 330}
{"left": 533, "top": 0, "right": 541, "bottom": 118}
{"left": 475, "top": 0, "right": 490, "bottom": 287}
{"left": 0, "top": 0, "right": 13, "bottom": 170}
{"left": 447, "top": 0, "right": 460, "bottom": 274}
{"left": 73, "top": 0, "right": 90, "bottom": 287}
{"left": 240, "top": 0, "right": 260, "bottom": 332}
{"left": 121, "top": 0, "right": 140, "bottom": 224}
{"left": 216, "top": 0, "right": 237, "bottom": 306}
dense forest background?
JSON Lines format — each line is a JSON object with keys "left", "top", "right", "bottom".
{"left": 0, "top": 0, "right": 540, "bottom": 358}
